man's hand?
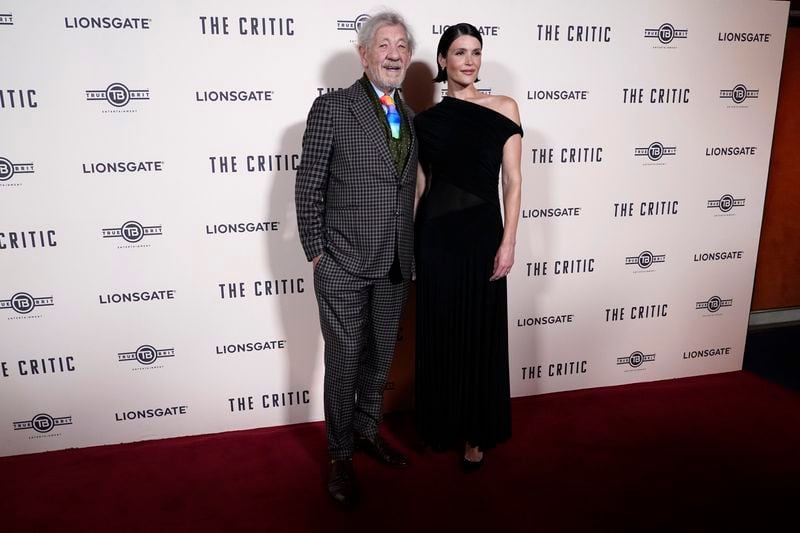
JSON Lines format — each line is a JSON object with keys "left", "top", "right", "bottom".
{"left": 312, "top": 254, "right": 322, "bottom": 270}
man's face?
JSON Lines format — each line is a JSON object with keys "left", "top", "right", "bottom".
{"left": 359, "top": 24, "right": 411, "bottom": 93}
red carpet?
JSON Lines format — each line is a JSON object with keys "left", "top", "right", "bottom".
{"left": 2, "top": 371, "right": 799, "bottom": 532}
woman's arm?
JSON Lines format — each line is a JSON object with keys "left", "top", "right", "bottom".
{"left": 490, "top": 97, "right": 522, "bottom": 281}
{"left": 414, "top": 162, "right": 427, "bottom": 219}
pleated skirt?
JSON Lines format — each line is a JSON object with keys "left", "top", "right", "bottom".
{"left": 415, "top": 200, "right": 511, "bottom": 450}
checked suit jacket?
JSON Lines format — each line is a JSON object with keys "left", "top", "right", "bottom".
{"left": 295, "top": 79, "right": 418, "bottom": 281}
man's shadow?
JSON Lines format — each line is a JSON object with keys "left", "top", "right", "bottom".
{"left": 267, "top": 119, "right": 322, "bottom": 464}
{"left": 270, "top": 56, "right": 439, "bottom": 463}
{"left": 267, "top": 50, "right": 362, "bottom": 470}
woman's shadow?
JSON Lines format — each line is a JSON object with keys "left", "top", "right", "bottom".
{"left": 403, "top": 60, "right": 437, "bottom": 114}
{"left": 485, "top": 60, "right": 554, "bottom": 397}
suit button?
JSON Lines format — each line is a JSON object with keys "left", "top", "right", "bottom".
{"left": 395, "top": 210, "right": 400, "bottom": 216}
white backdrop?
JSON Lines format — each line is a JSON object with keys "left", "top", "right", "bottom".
{"left": 0, "top": 0, "right": 788, "bottom": 457}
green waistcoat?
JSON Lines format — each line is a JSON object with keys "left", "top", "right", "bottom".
{"left": 359, "top": 75, "right": 411, "bottom": 175}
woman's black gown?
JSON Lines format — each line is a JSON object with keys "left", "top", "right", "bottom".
{"left": 414, "top": 96, "right": 523, "bottom": 450}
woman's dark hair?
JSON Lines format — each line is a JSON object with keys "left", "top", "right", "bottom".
{"left": 433, "top": 23, "right": 483, "bottom": 83}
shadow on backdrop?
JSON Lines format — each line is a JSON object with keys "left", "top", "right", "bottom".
{"left": 403, "top": 60, "right": 437, "bottom": 113}
{"left": 266, "top": 50, "right": 362, "bottom": 469}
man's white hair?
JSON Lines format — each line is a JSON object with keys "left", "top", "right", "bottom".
{"left": 357, "top": 11, "right": 415, "bottom": 54}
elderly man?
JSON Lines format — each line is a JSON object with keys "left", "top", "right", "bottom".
{"left": 295, "top": 11, "right": 417, "bottom": 505}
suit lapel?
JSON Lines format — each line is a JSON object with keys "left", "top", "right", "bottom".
{"left": 350, "top": 83, "right": 397, "bottom": 176}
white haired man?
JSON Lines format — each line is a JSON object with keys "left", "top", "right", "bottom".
{"left": 295, "top": 11, "right": 417, "bottom": 505}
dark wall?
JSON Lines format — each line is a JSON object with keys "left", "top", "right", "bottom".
{"left": 752, "top": 23, "right": 800, "bottom": 310}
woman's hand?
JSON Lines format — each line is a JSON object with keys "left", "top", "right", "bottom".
{"left": 490, "top": 241, "right": 515, "bottom": 281}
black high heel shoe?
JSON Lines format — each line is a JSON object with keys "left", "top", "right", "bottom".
{"left": 460, "top": 455, "right": 484, "bottom": 472}
{"left": 461, "top": 444, "right": 484, "bottom": 472}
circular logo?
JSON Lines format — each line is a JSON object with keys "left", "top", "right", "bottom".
{"left": 629, "top": 351, "right": 644, "bottom": 368}
{"left": 354, "top": 14, "right": 370, "bottom": 33}
{"left": 135, "top": 345, "right": 158, "bottom": 365}
{"left": 658, "top": 23, "right": 675, "bottom": 44}
{"left": 638, "top": 251, "right": 654, "bottom": 269}
{"left": 647, "top": 142, "right": 664, "bottom": 161}
{"left": 106, "top": 82, "right": 131, "bottom": 107}
{"left": 121, "top": 221, "right": 144, "bottom": 243}
{"left": 10, "top": 292, "right": 35, "bottom": 314}
{"left": 31, "top": 413, "right": 55, "bottom": 433}
{"left": 707, "top": 296, "right": 722, "bottom": 313}
{"left": 719, "top": 194, "right": 734, "bottom": 212}
{"left": 732, "top": 84, "right": 747, "bottom": 105}
{"left": 0, "top": 157, "right": 13, "bottom": 181}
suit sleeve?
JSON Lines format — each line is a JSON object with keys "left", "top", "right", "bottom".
{"left": 295, "top": 96, "right": 333, "bottom": 262}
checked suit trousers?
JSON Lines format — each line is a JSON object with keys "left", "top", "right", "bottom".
{"left": 314, "top": 252, "right": 409, "bottom": 460}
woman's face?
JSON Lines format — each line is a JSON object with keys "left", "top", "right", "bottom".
{"left": 439, "top": 35, "right": 482, "bottom": 87}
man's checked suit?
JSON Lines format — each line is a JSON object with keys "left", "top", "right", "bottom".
{"left": 295, "top": 79, "right": 418, "bottom": 459}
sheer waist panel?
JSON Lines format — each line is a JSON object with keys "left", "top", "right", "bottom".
{"left": 420, "top": 179, "right": 499, "bottom": 222}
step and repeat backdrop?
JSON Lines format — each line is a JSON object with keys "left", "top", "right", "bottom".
{"left": 0, "top": 0, "right": 788, "bottom": 456}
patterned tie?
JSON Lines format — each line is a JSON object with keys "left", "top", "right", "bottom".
{"left": 379, "top": 93, "right": 401, "bottom": 139}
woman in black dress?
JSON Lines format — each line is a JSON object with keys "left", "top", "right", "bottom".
{"left": 414, "top": 23, "right": 523, "bottom": 468}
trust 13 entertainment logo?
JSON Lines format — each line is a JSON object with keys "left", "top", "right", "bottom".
{"left": 86, "top": 82, "right": 149, "bottom": 110}
{"left": 720, "top": 84, "right": 759, "bottom": 105}
{"left": 337, "top": 14, "right": 369, "bottom": 32}
{"left": 102, "top": 221, "right": 162, "bottom": 245}
{"left": 118, "top": 345, "right": 175, "bottom": 366}
{"left": 625, "top": 251, "right": 665, "bottom": 270}
{"left": 617, "top": 351, "right": 656, "bottom": 369}
{"left": 13, "top": 413, "right": 72, "bottom": 434}
{"left": 0, "top": 157, "right": 34, "bottom": 183}
{"left": 634, "top": 142, "right": 676, "bottom": 162}
{"left": 644, "top": 23, "right": 688, "bottom": 45}
{"left": 1, "top": 292, "right": 53, "bottom": 315}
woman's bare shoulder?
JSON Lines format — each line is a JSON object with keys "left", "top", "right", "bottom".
{"left": 485, "top": 94, "right": 520, "bottom": 125}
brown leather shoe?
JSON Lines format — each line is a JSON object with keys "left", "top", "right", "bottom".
{"left": 355, "top": 434, "right": 408, "bottom": 467}
{"left": 327, "top": 459, "right": 357, "bottom": 505}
